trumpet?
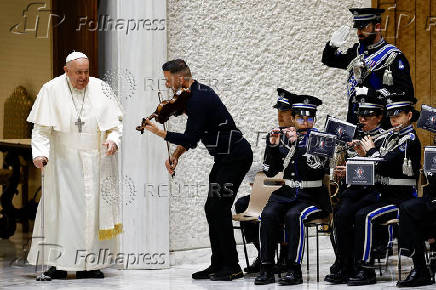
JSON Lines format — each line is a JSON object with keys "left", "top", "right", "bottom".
{"left": 335, "top": 125, "right": 402, "bottom": 153}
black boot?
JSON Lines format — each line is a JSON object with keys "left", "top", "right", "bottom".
{"left": 324, "top": 268, "right": 350, "bottom": 284}
{"left": 396, "top": 268, "right": 434, "bottom": 287}
{"left": 76, "top": 270, "right": 104, "bottom": 279}
{"left": 192, "top": 265, "right": 217, "bottom": 280}
{"left": 347, "top": 264, "right": 376, "bottom": 286}
{"left": 244, "top": 257, "right": 260, "bottom": 273}
{"left": 329, "top": 259, "right": 341, "bottom": 274}
{"left": 209, "top": 264, "right": 243, "bottom": 281}
{"left": 43, "top": 266, "right": 67, "bottom": 279}
{"left": 278, "top": 263, "right": 303, "bottom": 285}
{"left": 254, "top": 264, "right": 275, "bottom": 285}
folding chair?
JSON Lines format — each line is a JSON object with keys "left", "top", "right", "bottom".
{"left": 233, "top": 172, "right": 284, "bottom": 269}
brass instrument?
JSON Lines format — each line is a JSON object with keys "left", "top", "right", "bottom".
{"left": 329, "top": 145, "right": 347, "bottom": 205}
{"left": 329, "top": 125, "right": 402, "bottom": 204}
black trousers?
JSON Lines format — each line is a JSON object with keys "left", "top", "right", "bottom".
{"left": 399, "top": 197, "right": 436, "bottom": 270}
{"left": 334, "top": 187, "right": 383, "bottom": 268}
{"left": 260, "top": 193, "right": 327, "bottom": 265}
{"left": 234, "top": 195, "right": 260, "bottom": 246}
{"left": 353, "top": 200, "right": 400, "bottom": 263}
{"left": 205, "top": 145, "right": 253, "bottom": 270}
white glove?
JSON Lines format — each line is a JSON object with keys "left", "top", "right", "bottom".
{"left": 329, "top": 25, "right": 350, "bottom": 48}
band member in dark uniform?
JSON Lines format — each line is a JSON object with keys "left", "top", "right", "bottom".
{"left": 234, "top": 88, "right": 294, "bottom": 274}
{"left": 344, "top": 90, "right": 421, "bottom": 286}
{"left": 396, "top": 167, "right": 436, "bottom": 287}
{"left": 254, "top": 94, "right": 330, "bottom": 286}
{"left": 144, "top": 59, "right": 253, "bottom": 281}
{"left": 325, "top": 87, "right": 387, "bottom": 284}
{"left": 321, "top": 8, "right": 414, "bottom": 125}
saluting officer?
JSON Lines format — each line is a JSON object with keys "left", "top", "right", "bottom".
{"left": 322, "top": 8, "right": 414, "bottom": 125}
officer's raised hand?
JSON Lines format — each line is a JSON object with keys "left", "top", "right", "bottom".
{"left": 330, "top": 25, "right": 350, "bottom": 48}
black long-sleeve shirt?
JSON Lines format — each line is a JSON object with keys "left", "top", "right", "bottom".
{"left": 322, "top": 40, "right": 414, "bottom": 125}
{"left": 165, "top": 80, "right": 248, "bottom": 159}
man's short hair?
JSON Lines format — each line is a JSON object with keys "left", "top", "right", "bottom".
{"left": 162, "top": 59, "right": 191, "bottom": 77}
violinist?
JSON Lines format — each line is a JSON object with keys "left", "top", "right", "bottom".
{"left": 255, "top": 94, "right": 330, "bottom": 286}
{"left": 325, "top": 87, "right": 386, "bottom": 284}
{"left": 143, "top": 59, "right": 253, "bottom": 281}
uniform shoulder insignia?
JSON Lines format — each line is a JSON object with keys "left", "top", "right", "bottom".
{"left": 398, "top": 59, "right": 405, "bottom": 70}
{"left": 409, "top": 132, "right": 415, "bottom": 140}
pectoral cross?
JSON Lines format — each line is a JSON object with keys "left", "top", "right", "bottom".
{"left": 75, "top": 117, "right": 85, "bottom": 133}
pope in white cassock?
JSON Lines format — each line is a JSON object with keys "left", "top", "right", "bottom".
{"left": 26, "top": 51, "right": 123, "bottom": 279}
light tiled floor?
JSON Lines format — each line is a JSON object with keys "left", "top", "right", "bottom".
{"left": 1, "top": 230, "right": 433, "bottom": 290}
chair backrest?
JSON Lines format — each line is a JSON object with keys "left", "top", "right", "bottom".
{"left": 3, "top": 86, "right": 33, "bottom": 139}
{"left": 243, "top": 171, "right": 284, "bottom": 217}
{"left": 417, "top": 169, "right": 427, "bottom": 198}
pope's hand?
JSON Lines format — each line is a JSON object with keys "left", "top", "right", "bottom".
{"left": 103, "top": 140, "right": 118, "bottom": 156}
{"left": 33, "top": 156, "right": 48, "bottom": 168}
{"left": 330, "top": 25, "right": 350, "bottom": 48}
{"left": 165, "top": 156, "right": 178, "bottom": 175}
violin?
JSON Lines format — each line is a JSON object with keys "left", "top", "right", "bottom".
{"left": 136, "top": 88, "right": 192, "bottom": 178}
{"left": 136, "top": 88, "right": 192, "bottom": 133}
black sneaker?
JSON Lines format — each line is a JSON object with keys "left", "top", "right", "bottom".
{"left": 347, "top": 267, "right": 376, "bottom": 286}
{"left": 192, "top": 265, "right": 216, "bottom": 280}
{"left": 76, "top": 270, "right": 104, "bottom": 279}
{"left": 209, "top": 265, "right": 243, "bottom": 281}
{"left": 43, "top": 266, "right": 67, "bottom": 279}
{"left": 396, "top": 268, "right": 434, "bottom": 288}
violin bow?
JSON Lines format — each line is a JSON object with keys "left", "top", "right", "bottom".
{"left": 158, "top": 91, "right": 175, "bottom": 178}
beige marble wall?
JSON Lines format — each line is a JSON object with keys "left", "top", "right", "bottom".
{"left": 0, "top": 0, "right": 53, "bottom": 212}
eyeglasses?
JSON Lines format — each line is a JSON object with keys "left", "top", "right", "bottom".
{"left": 295, "top": 116, "right": 315, "bottom": 124}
